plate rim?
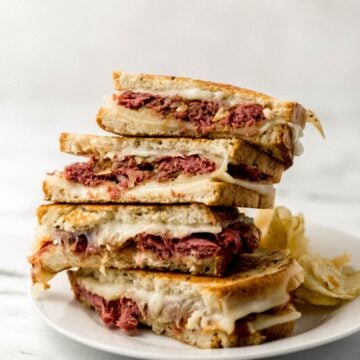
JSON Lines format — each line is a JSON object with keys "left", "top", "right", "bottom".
{"left": 28, "top": 223, "right": 360, "bottom": 360}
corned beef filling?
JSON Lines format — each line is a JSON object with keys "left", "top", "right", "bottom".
{"left": 227, "top": 163, "right": 272, "bottom": 182}
{"left": 73, "top": 283, "right": 293, "bottom": 333}
{"left": 53, "top": 221, "right": 260, "bottom": 260}
{"left": 113, "top": 91, "right": 266, "bottom": 133}
{"left": 63, "top": 155, "right": 272, "bottom": 188}
{"left": 55, "top": 231, "right": 97, "bottom": 254}
{"left": 74, "top": 284, "right": 140, "bottom": 332}
{"left": 64, "top": 155, "right": 216, "bottom": 188}
{"left": 135, "top": 221, "right": 259, "bottom": 259}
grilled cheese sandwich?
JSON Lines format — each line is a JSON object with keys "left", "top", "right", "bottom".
{"left": 43, "top": 133, "right": 283, "bottom": 207}
{"left": 68, "top": 249, "right": 304, "bottom": 348}
{"left": 29, "top": 204, "right": 261, "bottom": 285}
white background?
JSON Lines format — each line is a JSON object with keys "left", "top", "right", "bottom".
{"left": 0, "top": 1, "right": 359, "bottom": 359}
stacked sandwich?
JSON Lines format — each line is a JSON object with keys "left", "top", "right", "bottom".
{"left": 29, "top": 72, "right": 320, "bottom": 348}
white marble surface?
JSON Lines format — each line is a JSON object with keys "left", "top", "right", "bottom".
{"left": 1, "top": 0, "right": 360, "bottom": 359}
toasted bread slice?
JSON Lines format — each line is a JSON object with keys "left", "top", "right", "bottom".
{"left": 29, "top": 204, "right": 261, "bottom": 285}
{"left": 35, "top": 203, "right": 239, "bottom": 226}
{"left": 43, "top": 172, "right": 274, "bottom": 207}
{"left": 95, "top": 71, "right": 320, "bottom": 167}
{"left": 68, "top": 249, "right": 304, "bottom": 348}
{"left": 60, "top": 133, "right": 284, "bottom": 182}
{"left": 43, "top": 133, "right": 277, "bottom": 207}
{"left": 31, "top": 246, "right": 228, "bottom": 286}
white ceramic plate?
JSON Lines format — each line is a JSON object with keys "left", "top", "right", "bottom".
{"left": 29, "top": 224, "right": 360, "bottom": 360}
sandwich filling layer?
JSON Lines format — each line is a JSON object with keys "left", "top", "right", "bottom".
{"left": 113, "top": 91, "right": 266, "bottom": 134}
{"left": 107, "top": 91, "right": 305, "bottom": 159}
{"left": 62, "top": 153, "right": 274, "bottom": 197}
{"left": 69, "top": 253, "right": 304, "bottom": 336}
{"left": 36, "top": 219, "right": 260, "bottom": 263}
{"left": 72, "top": 282, "right": 300, "bottom": 335}
{"left": 74, "top": 287, "right": 141, "bottom": 331}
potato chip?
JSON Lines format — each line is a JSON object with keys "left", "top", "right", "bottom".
{"left": 258, "top": 206, "right": 309, "bottom": 258}
{"left": 306, "top": 109, "right": 325, "bottom": 138}
{"left": 252, "top": 208, "right": 274, "bottom": 234}
{"left": 256, "top": 206, "right": 360, "bottom": 306}
{"left": 331, "top": 253, "right": 351, "bottom": 268}
{"left": 295, "top": 287, "right": 341, "bottom": 306}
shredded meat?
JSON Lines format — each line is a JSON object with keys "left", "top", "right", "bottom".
{"left": 74, "top": 283, "right": 293, "bottom": 336}
{"left": 220, "top": 103, "right": 265, "bottom": 128}
{"left": 227, "top": 163, "right": 272, "bottom": 182}
{"left": 63, "top": 157, "right": 103, "bottom": 186}
{"left": 228, "top": 221, "right": 261, "bottom": 252}
{"left": 55, "top": 230, "right": 97, "bottom": 254}
{"left": 63, "top": 155, "right": 271, "bottom": 191}
{"left": 135, "top": 220, "right": 259, "bottom": 259}
{"left": 175, "top": 238, "right": 221, "bottom": 258}
{"left": 64, "top": 155, "right": 215, "bottom": 188}
{"left": 75, "top": 286, "right": 141, "bottom": 332}
{"left": 51, "top": 220, "right": 259, "bottom": 261}
{"left": 113, "top": 91, "right": 266, "bottom": 133}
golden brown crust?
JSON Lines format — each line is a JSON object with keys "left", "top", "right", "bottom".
{"left": 59, "top": 132, "right": 70, "bottom": 152}
{"left": 210, "top": 260, "right": 294, "bottom": 299}
{"left": 42, "top": 184, "right": 50, "bottom": 202}
{"left": 96, "top": 107, "right": 107, "bottom": 130}
{"left": 36, "top": 204, "right": 50, "bottom": 224}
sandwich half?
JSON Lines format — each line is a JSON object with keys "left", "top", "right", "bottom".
{"left": 43, "top": 133, "right": 282, "bottom": 207}
{"left": 96, "top": 71, "right": 322, "bottom": 167}
{"left": 68, "top": 249, "right": 304, "bottom": 348}
{"left": 29, "top": 204, "right": 261, "bottom": 286}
